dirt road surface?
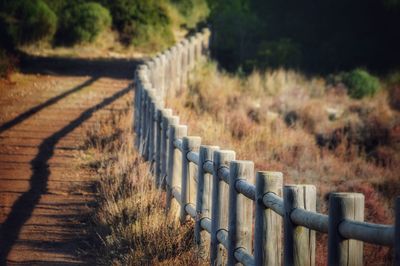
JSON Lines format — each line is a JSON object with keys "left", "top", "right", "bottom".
{"left": 0, "top": 57, "right": 137, "bottom": 265}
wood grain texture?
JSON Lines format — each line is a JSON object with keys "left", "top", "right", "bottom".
{"left": 166, "top": 125, "right": 187, "bottom": 221}
{"left": 180, "top": 136, "right": 201, "bottom": 223}
{"left": 195, "top": 145, "right": 219, "bottom": 259}
{"left": 328, "top": 193, "right": 364, "bottom": 266}
{"left": 211, "top": 150, "right": 236, "bottom": 266}
{"left": 283, "top": 185, "right": 316, "bottom": 266}
{"left": 227, "top": 160, "right": 254, "bottom": 266}
{"left": 254, "top": 171, "right": 283, "bottom": 266}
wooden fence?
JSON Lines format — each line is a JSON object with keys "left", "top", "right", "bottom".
{"left": 132, "top": 29, "right": 400, "bottom": 266}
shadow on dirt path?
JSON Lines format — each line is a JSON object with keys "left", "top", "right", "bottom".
{"left": 0, "top": 83, "right": 131, "bottom": 264}
{"left": 19, "top": 52, "right": 143, "bottom": 79}
{"left": 0, "top": 77, "right": 99, "bottom": 134}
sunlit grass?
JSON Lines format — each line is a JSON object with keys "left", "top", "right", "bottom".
{"left": 84, "top": 105, "right": 205, "bottom": 265}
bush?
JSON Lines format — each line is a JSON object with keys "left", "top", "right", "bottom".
{"left": 57, "top": 2, "right": 111, "bottom": 45}
{"left": 342, "top": 69, "right": 380, "bottom": 99}
{"left": 7, "top": 0, "right": 57, "bottom": 45}
{"left": 170, "top": 0, "right": 209, "bottom": 28}
{"left": 102, "top": 0, "right": 174, "bottom": 50}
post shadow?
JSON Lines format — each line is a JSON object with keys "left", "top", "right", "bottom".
{"left": 19, "top": 52, "right": 143, "bottom": 79}
{"left": 0, "top": 85, "right": 131, "bottom": 264}
{"left": 0, "top": 77, "right": 99, "bottom": 134}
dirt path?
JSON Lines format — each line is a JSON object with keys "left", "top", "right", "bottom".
{"left": 0, "top": 60, "right": 134, "bottom": 265}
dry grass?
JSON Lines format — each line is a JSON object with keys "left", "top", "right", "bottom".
{"left": 166, "top": 61, "right": 399, "bottom": 265}
{"left": 84, "top": 105, "right": 205, "bottom": 265}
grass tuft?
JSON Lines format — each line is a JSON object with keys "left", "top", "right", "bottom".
{"left": 84, "top": 105, "right": 205, "bottom": 265}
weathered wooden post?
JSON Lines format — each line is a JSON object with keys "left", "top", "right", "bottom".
{"left": 140, "top": 88, "right": 149, "bottom": 158}
{"left": 328, "top": 193, "right": 364, "bottom": 266}
{"left": 153, "top": 56, "right": 162, "bottom": 90}
{"left": 166, "top": 125, "right": 187, "bottom": 220}
{"left": 395, "top": 197, "right": 400, "bottom": 265}
{"left": 161, "top": 114, "right": 179, "bottom": 189}
{"left": 144, "top": 89, "right": 156, "bottom": 161}
{"left": 147, "top": 100, "right": 156, "bottom": 166}
{"left": 254, "top": 171, "right": 283, "bottom": 266}
{"left": 180, "top": 136, "right": 201, "bottom": 223}
{"left": 181, "top": 39, "right": 189, "bottom": 90}
{"left": 163, "top": 51, "right": 170, "bottom": 93}
{"left": 201, "top": 28, "right": 211, "bottom": 57}
{"left": 134, "top": 78, "right": 143, "bottom": 149}
{"left": 155, "top": 108, "right": 171, "bottom": 187}
{"left": 147, "top": 60, "right": 156, "bottom": 88}
{"left": 134, "top": 66, "right": 147, "bottom": 145}
{"left": 195, "top": 145, "right": 219, "bottom": 258}
{"left": 170, "top": 46, "right": 178, "bottom": 95}
{"left": 159, "top": 54, "right": 167, "bottom": 97}
{"left": 283, "top": 185, "right": 316, "bottom": 266}
{"left": 188, "top": 36, "right": 196, "bottom": 71}
{"left": 210, "top": 150, "right": 236, "bottom": 265}
{"left": 195, "top": 33, "right": 203, "bottom": 62}
{"left": 176, "top": 43, "right": 184, "bottom": 92}
{"left": 227, "top": 160, "right": 254, "bottom": 266}
{"left": 138, "top": 84, "right": 145, "bottom": 153}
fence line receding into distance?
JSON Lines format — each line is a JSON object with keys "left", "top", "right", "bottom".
{"left": 132, "top": 29, "right": 400, "bottom": 266}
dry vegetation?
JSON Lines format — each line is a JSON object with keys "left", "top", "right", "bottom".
{"left": 79, "top": 62, "right": 399, "bottom": 265}
{"left": 83, "top": 104, "right": 205, "bottom": 265}
{"left": 166, "top": 61, "right": 400, "bottom": 265}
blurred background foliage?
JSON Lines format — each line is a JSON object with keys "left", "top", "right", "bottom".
{"left": 208, "top": 0, "right": 400, "bottom": 74}
{"left": 0, "top": 0, "right": 400, "bottom": 77}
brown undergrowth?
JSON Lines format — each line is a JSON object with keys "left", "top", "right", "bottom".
{"left": 84, "top": 103, "right": 205, "bottom": 265}
{"left": 167, "top": 61, "right": 399, "bottom": 265}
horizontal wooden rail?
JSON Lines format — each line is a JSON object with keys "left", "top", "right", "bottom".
{"left": 263, "top": 192, "right": 285, "bottom": 216}
{"left": 291, "top": 208, "right": 328, "bottom": 233}
{"left": 339, "top": 220, "right": 394, "bottom": 246}
{"left": 187, "top": 150, "right": 199, "bottom": 165}
{"left": 133, "top": 28, "right": 399, "bottom": 266}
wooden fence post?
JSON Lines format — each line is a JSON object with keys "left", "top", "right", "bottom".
{"left": 254, "top": 171, "right": 283, "bottom": 266}
{"left": 189, "top": 36, "right": 196, "bottom": 71}
{"left": 166, "top": 125, "right": 187, "bottom": 220}
{"left": 159, "top": 54, "right": 167, "bottom": 97}
{"left": 210, "top": 150, "right": 236, "bottom": 266}
{"left": 161, "top": 114, "right": 179, "bottom": 189}
{"left": 227, "top": 160, "right": 254, "bottom": 266}
{"left": 146, "top": 60, "right": 154, "bottom": 87}
{"left": 153, "top": 57, "right": 161, "bottom": 90}
{"left": 181, "top": 39, "right": 189, "bottom": 90}
{"left": 176, "top": 43, "right": 183, "bottom": 92}
{"left": 163, "top": 51, "right": 171, "bottom": 93}
{"left": 148, "top": 100, "right": 157, "bottom": 167}
{"left": 283, "top": 185, "right": 316, "bottom": 266}
{"left": 195, "top": 145, "right": 219, "bottom": 258}
{"left": 169, "top": 46, "right": 178, "bottom": 96}
{"left": 395, "top": 197, "right": 400, "bottom": 265}
{"left": 328, "top": 193, "right": 364, "bottom": 266}
{"left": 134, "top": 80, "right": 143, "bottom": 149}
{"left": 141, "top": 88, "right": 149, "bottom": 158}
{"left": 180, "top": 136, "right": 201, "bottom": 223}
{"left": 138, "top": 87, "right": 146, "bottom": 156}
{"left": 202, "top": 28, "right": 211, "bottom": 57}
{"left": 155, "top": 108, "right": 171, "bottom": 187}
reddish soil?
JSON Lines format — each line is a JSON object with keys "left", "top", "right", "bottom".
{"left": 0, "top": 63, "right": 133, "bottom": 265}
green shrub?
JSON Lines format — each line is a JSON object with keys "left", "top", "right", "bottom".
{"left": 57, "top": 2, "right": 111, "bottom": 45}
{"left": 170, "top": 0, "right": 209, "bottom": 28}
{"left": 102, "top": 0, "right": 174, "bottom": 50}
{"left": 342, "top": 69, "right": 380, "bottom": 99}
{"left": 7, "top": 0, "right": 57, "bottom": 45}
